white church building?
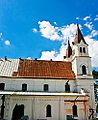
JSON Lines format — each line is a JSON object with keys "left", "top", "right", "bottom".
{"left": 0, "top": 24, "right": 95, "bottom": 120}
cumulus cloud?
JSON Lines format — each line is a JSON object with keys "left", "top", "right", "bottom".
{"left": 54, "top": 22, "right": 57, "bottom": 25}
{"left": 84, "top": 22, "right": 93, "bottom": 30}
{"left": 0, "top": 32, "right": 2, "bottom": 38}
{"left": 4, "top": 40, "right": 11, "bottom": 45}
{"left": 94, "top": 18, "right": 98, "bottom": 21}
{"left": 39, "top": 51, "right": 56, "bottom": 60}
{"left": 32, "top": 28, "right": 38, "bottom": 33}
{"left": 94, "top": 15, "right": 98, "bottom": 21}
{"left": 83, "top": 16, "right": 91, "bottom": 21}
{"left": 38, "top": 22, "right": 80, "bottom": 61}
{"left": 27, "top": 57, "right": 32, "bottom": 59}
{"left": 85, "top": 36, "right": 98, "bottom": 67}
{"left": 38, "top": 21, "right": 61, "bottom": 41}
{"left": 90, "top": 30, "right": 98, "bottom": 37}
{"left": 38, "top": 21, "right": 79, "bottom": 42}
{"left": 60, "top": 24, "right": 77, "bottom": 43}
{"left": 35, "top": 16, "right": 98, "bottom": 67}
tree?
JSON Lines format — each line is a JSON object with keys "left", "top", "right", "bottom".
{"left": 92, "top": 70, "right": 98, "bottom": 79}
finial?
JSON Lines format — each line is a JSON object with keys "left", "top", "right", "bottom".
{"left": 5, "top": 56, "right": 7, "bottom": 61}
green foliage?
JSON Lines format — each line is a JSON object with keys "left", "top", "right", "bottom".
{"left": 92, "top": 70, "right": 98, "bottom": 79}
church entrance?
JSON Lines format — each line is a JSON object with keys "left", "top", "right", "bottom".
{"left": 12, "top": 104, "right": 24, "bottom": 120}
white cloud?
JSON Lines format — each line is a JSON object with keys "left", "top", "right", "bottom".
{"left": 38, "top": 21, "right": 60, "bottom": 41}
{"left": 36, "top": 19, "right": 98, "bottom": 67}
{"left": 27, "top": 57, "right": 32, "bottom": 59}
{"left": 0, "top": 32, "right": 2, "bottom": 38}
{"left": 60, "top": 24, "right": 77, "bottom": 43}
{"left": 38, "top": 21, "right": 79, "bottom": 42}
{"left": 85, "top": 36, "right": 98, "bottom": 67}
{"left": 39, "top": 51, "right": 56, "bottom": 60}
{"left": 83, "top": 16, "right": 91, "bottom": 21}
{"left": 94, "top": 18, "right": 98, "bottom": 21}
{"left": 94, "top": 15, "right": 98, "bottom": 21}
{"left": 38, "top": 23, "right": 78, "bottom": 61}
{"left": 76, "top": 17, "right": 80, "bottom": 20}
{"left": 91, "top": 30, "right": 98, "bottom": 37}
{"left": 54, "top": 22, "right": 57, "bottom": 25}
{"left": 39, "top": 44, "right": 67, "bottom": 61}
{"left": 32, "top": 28, "right": 38, "bottom": 33}
{"left": 84, "top": 22, "right": 93, "bottom": 30}
{"left": 4, "top": 40, "right": 11, "bottom": 45}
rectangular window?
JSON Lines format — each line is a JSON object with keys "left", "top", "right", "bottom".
{"left": 0, "top": 83, "right": 5, "bottom": 90}
{"left": 22, "top": 84, "right": 27, "bottom": 92}
{"left": 44, "top": 84, "right": 48, "bottom": 92}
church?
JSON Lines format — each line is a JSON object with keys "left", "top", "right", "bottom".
{"left": 0, "top": 24, "right": 95, "bottom": 120}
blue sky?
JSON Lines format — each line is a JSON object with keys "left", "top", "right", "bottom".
{"left": 0, "top": 0, "right": 98, "bottom": 69}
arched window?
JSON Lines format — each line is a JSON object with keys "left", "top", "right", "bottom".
{"left": 0, "top": 83, "right": 5, "bottom": 90}
{"left": 80, "top": 47, "right": 82, "bottom": 53}
{"left": 46, "top": 105, "right": 51, "bottom": 117}
{"left": 72, "top": 104, "right": 78, "bottom": 117}
{"left": 22, "top": 84, "right": 27, "bottom": 92}
{"left": 83, "top": 47, "right": 86, "bottom": 53}
{"left": 82, "top": 65, "right": 87, "bottom": 75}
{"left": 65, "top": 83, "right": 70, "bottom": 92}
{"left": 44, "top": 84, "right": 48, "bottom": 92}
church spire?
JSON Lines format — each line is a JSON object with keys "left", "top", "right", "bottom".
{"left": 73, "top": 24, "right": 87, "bottom": 45}
{"left": 66, "top": 39, "right": 72, "bottom": 58}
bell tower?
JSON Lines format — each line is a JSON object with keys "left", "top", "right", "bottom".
{"left": 64, "top": 24, "right": 95, "bottom": 114}
{"left": 70, "top": 24, "right": 93, "bottom": 79}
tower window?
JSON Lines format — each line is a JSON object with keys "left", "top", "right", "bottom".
{"left": 82, "top": 65, "right": 87, "bottom": 75}
{"left": 83, "top": 47, "right": 86, "bottom": 53}
{"left": 0, "top": 83, "right": 5, "bottom": 90}
{"left": 72, "top": 104, "right": 78, "bottom": 117}
{"left": 80, "top": 47, "right": 82, "bottom": 53}
{"left": 22, "top": 84, "right": 27, "bottom": 92}
{"left": 46, "top": 105, "right": 51, "bottom": 117}
{"left": 44, "top": 84, "right": 48, "bottom": 92}
{"left": 65, "top": 83, "right": 70, "bottom": 92}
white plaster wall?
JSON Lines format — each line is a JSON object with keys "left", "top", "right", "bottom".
{"left": 6, "top": 96, "right": 32, "bottom": 120}
{"left": 3, "top": 95, "right": 89, "bottom": 120}
{"left": 0, "top": 78, "right": 76, "bottom": 93}
{"left": 5, "top": 96, "right": 65, "bottom": 120}
{"left": 64, "top": 101, "right": 88, "bottom": 120}
{"left": 76, "top": 79, "right": 95, "bottom": 109}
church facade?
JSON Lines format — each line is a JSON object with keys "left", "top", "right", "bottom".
{"left": 0, "top": 25, "right": 95, "bottom": 120}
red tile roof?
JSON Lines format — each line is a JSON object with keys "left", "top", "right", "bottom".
{"left": 13, "top": 59, "right": 75, "bottom": 79}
